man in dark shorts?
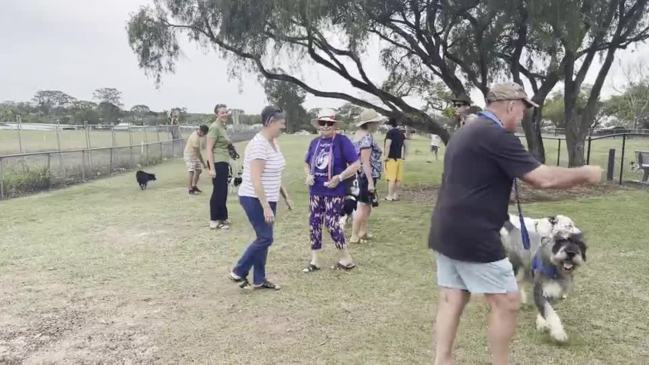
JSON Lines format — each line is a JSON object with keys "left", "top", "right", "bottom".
{"left": 429, "top": 83, "right": 602, "bottom": 365}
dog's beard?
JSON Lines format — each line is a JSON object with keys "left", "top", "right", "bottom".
{"left": 551, "top": 246, "right": 584, "bottom": 272}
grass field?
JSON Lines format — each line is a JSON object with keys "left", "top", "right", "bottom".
{"left": 1, "top": 135, "right": 648, "bottom": 364}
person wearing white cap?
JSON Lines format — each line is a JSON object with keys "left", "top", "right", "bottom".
{"left": 429, "top": 82, "right": 602, "bottom": 365}
{"left": 303, "top": 109, "right": 361, "bottom": 271}
{"left": 350, "top": 109, "right": 384, "bottom": 244}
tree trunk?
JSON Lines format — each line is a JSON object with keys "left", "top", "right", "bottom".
{"left": 565, "top": 118, "right": 588, "bottom": 167}
{"left": 521, "top": 108, "right": 546, "bottom": 163}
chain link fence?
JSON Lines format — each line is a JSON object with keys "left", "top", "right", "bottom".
{"left": 0, "top": 123, "right": 257, "bottom": 200}
{"left": 519, "top": 132, "right": 649, "bottom": 185}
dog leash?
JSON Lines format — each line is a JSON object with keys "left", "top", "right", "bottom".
{"left": 513, "top": 179, "right": 531, "bottom": 250}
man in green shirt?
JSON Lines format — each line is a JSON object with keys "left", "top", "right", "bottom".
{"left": 207, "top": 104, "right": 238, "bottom": 230}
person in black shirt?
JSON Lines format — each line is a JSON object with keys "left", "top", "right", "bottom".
{"left": 383, "top": 118, "right": 406, "bottom": 201}
{"left": 430, "top": 83, "right": 602, "bottom": 365}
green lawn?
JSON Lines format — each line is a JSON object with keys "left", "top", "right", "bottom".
{"left": 0, "top": 135, "right": 648, "bottom": 364}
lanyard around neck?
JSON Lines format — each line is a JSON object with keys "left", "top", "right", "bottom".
{"left": 310, "top": 134, "right": 336, "bottom": 179}
{"left": 477, "top": 111, "right": 504, "bottom": 129}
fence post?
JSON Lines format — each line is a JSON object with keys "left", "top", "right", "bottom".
{"left": 17, "top": 115, "right": 24, "bottom": 153}
{"left": 47, "top": 153, "right": 52, "bottom": 190}
{"left": 619, "top": 134, "right": 627, "bottom": 185}
{"left": 144, "top": 126, "right": 149, "bottom": 165}
{"left": 85, "top": 121, "right": 94, "bottom": 173}
{"left": 586, "top": 136, "right": 592, "bottom": 165}
{"left": 129, "top": 126, "right": 134, "bottom": 168}
{"left": 607, "top": 149, "right": 615, "bottom": 181}
{"left": 0, "top": 157, "right": 4, "bottom": 200}
{"left": 157, "top": 125, "right": 162, "bottom": 160}
{"left": 56, "top": 120, "right": 64, "bottom": 177}
{"left": 171, "top": 126, "right": 175, "bottom": 157}
{"left": 109, "top": 130, "right": 114, "bottom": 176}
{"left": 56, "top": 120, "right": 62, "bottom": 152}
{"left": 556, "top": 139, "right": 561, "bottom": 166}
{"left": 81, "top": 150, "right": 86, "bottom": 181}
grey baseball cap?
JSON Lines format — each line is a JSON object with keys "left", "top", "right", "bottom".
{"left": 486, "top": 82, "right": 539, "bottom": 108}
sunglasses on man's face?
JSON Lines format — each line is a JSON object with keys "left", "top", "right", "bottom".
{"left": 453, "top": 103, "right": 469, "bottom": 108}
{"left": 318, "top": 120, "right": 336, "bottom": 127}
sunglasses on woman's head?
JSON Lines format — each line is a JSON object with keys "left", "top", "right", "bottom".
{"left": 318, "top": 120, "right": 335, "bottom": 127}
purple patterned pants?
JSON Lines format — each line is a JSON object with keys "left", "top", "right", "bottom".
{"left": 309, "top": 195, "right": 346, "bottom": 250}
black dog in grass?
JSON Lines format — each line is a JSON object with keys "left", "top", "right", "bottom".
{"left": 136, "top": 170, "right": 156, "bottom": 190}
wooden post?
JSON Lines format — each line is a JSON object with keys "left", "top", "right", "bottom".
{"left": 17, "top": 115, "right": 24, "bottom": 153}
{"left": 171, "top": 128, "right": 175, "bottom": 157}
{"left": 157, "top": 124, "right": 162, "bottom": 159}
{"left": 129, "top": 125, "right": 134, "bottom": 168}
{"left": 47, "top": 153, "right": 52, "bottom": 190}
{"left": 0, "top": 157, "right": 4, "bottom": 200}
{"left": 586, "top": 136, "right": 592, "bottom": 165}
{"left": 144, "top": 126, "right": 149, "bottom": 165}
{"left": 55, "top": 120, "right": 62, "bottom": 152}
{"left": 556, "top": 139, "right": 561, "bottom": 166}
{"left": 81, "top": 150, "right": 86, "bottom": 181}
{"left": 619, "top": 134, "right": 627, "bottom": 185}
{"left": 56, "top": 120, "right": 63, "bottom": 176}
{"left": 109, "top": 126, "right": 114, "bottom": 175}
{"left": 607, "top": 149, "right": 615, "bottom": 181}
{"left": 84, "top": 121, "right": 93, "bottom": 173}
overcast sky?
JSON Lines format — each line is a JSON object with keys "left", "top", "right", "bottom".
{"left": 2, "top": 1, "right": 648, "bottom": 115}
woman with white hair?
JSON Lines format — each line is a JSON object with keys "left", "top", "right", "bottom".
{"left": 349, "top": 109, "right": 384, "bottom": 244}
{"left": 229, "top": 105, "right": 292, "bottom": 290}
{"left": 303, "top": 110, "right": 361, "bottom": 272}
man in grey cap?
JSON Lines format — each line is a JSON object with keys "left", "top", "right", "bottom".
{"left": 429, "top": 82, "right": 602, "bottom": 365}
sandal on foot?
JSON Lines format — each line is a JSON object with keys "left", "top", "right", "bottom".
{"left": 254, "top": 280, "right": 281, "bottom": 290}
{"left": 332, "top": 262, "right": 356, "bottom": 271}
{"left": 302, "top": 264, "right": 321, "bottom": 273}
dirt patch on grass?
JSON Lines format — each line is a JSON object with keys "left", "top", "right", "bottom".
{"left": 400, "top": 182, "right": 624, "bottom": 205}
{"left": 399, "top": 185, "right": 439, "bottom": 205}
{"left": 512, "top": 182, "right": 624, "bottom": 203}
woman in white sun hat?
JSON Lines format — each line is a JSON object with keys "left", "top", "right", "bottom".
{"left": 303, "top": 109, "right": 361, "bottom": 272}
{"left": 350, "top": 109, "right": 384, "bottom": 244}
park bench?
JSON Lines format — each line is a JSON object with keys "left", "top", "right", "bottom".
{"left": 632, "top": 150, "right": 649, "bottom": 183}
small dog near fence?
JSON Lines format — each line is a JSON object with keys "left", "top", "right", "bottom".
{"left": 136, "top": 170, "right": 156, "bottom": 190}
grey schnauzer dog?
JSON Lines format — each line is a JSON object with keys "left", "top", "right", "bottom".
{"left": 501, "top": 214, "right": 587, "bottom": 342}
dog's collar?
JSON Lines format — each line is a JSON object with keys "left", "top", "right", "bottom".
{"left": 532, "top": 252, "right": 559, "bottom": 279}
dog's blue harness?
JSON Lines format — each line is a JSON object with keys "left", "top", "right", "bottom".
{"left": 479, "top": 111, "right": 559, "bottom": 280}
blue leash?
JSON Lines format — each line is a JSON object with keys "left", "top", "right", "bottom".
{"left": 514, "top": 179, "right": 559, "bottom": 279}
{"left": 513, "top": 179, "right": 531, "bottom": 250}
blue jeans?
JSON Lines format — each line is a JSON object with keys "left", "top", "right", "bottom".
{"left": 233, "top": 196, "right": 277, "bottom": 285}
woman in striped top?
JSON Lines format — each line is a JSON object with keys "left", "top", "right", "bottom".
{"left": 228, "top": 106, "right": 292, "bottom": 290}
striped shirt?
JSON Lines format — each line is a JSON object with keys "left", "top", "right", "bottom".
{"left": 238, "top": 133, "right": 286, "bottom": 202}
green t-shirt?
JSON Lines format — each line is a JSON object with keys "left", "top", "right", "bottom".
{"left": 207, "top": 121, "right": 231, "bottom": 163}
